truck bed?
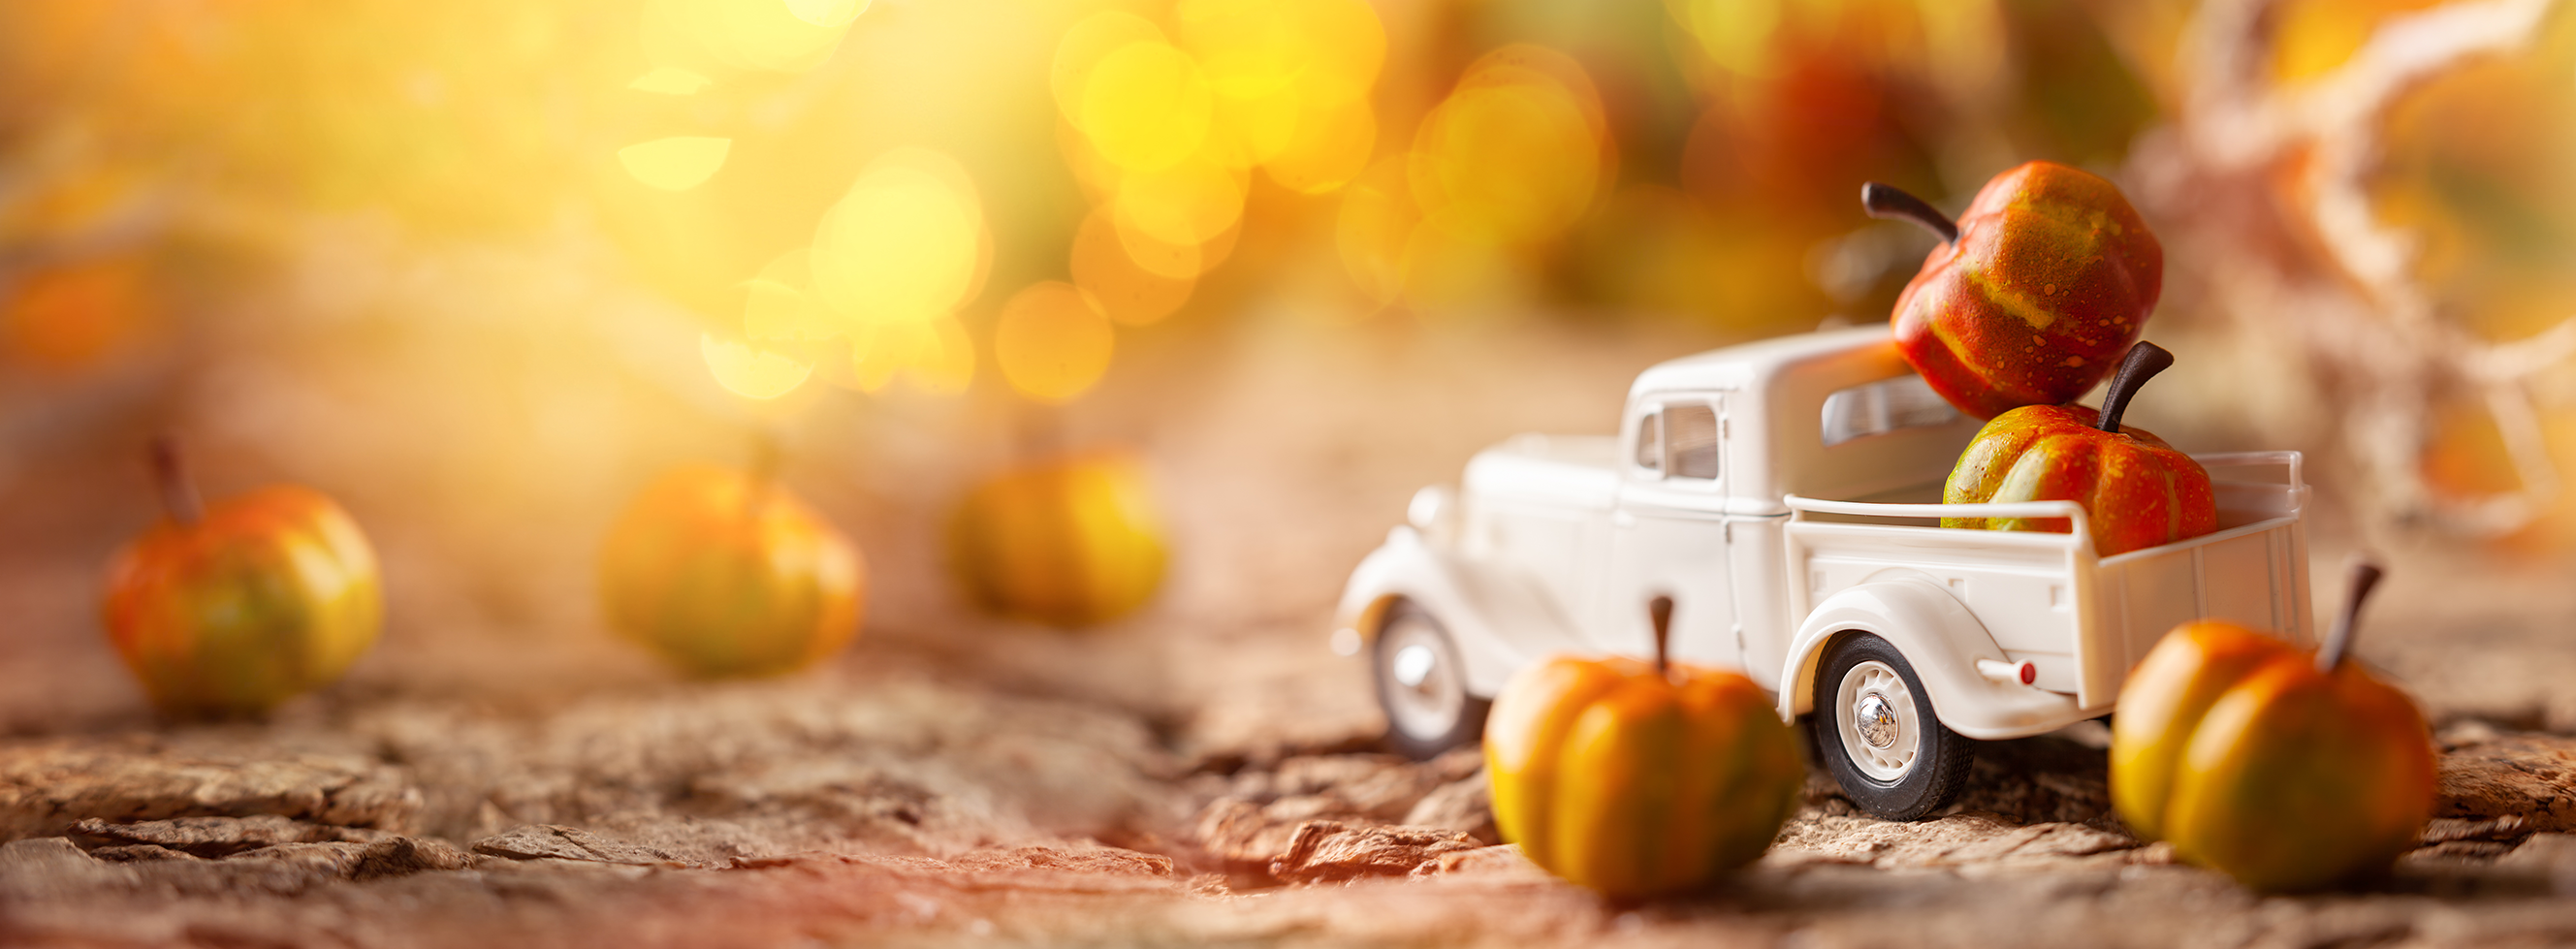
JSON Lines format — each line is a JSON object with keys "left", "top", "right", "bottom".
{"left": 1781, "top": 452, "right": 2311, "bottom": 709}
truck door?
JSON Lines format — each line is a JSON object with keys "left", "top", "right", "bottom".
{"left": 1604, "top": 395, "right": 1739, "bottom": 669}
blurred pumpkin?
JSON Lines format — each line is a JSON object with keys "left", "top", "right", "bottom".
{"left": 2, "top": 254, "right": 164, "bottom": 376}
{"left": 1484, "top": 597, "right": 1804, "bottom": 899}
{"left": 101, "top": 437, "right": 382, "bottom": 718}
{"left": 949, "top": 451, "right": 1168, "bottom": 627}
{"left": 2111, "top": 561, "right": 2437, "bottom": 891}
{"left": 600, "top": 463, "right": 865, "bottom": 677}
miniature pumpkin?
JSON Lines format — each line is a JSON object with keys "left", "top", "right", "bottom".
{"left": 600, "top": 463, "right": 864, "bottom": 677}
{"left": 2111, "top": 561, "right": 2437, "bottom": 891}
{"left": 1484, "top": 597, "right": 1804, "bottom": 899}
{"left": 101, "top": 437, "right": 382, "bottom": 717}
{"left": 1864, "top": 161, "right": 2163, "bottom": 420}
{"left": 1942, "top": 341, "right": 2216, "bottom": 557}
{"left": 948, "top": 451, "right": 1168, "bottom": 627}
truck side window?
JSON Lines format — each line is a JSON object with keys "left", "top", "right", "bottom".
{"left": 1820, "top": 373, "right": 1960, "bottom": 447}
{"left": 1634, "top": 410, "right": 1662, "bottom": 472}
{"left": 1666, "top": 403, "right": 1720, "bottom": 479}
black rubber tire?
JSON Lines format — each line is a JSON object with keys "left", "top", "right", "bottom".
{"left": 1371, "top": 603, "right": 1492, "bottom": 760}
{"left": 1811, "top": 632, "right": 1975, "bottom": 821}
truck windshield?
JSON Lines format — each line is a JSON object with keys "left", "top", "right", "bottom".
{"left": 1821, "top": 374, "right": 1959, "bottom": 447}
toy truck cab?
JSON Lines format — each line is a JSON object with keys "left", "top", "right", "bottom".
{"left": 1336, "top": 326, "right": 2311, "bottom": 819}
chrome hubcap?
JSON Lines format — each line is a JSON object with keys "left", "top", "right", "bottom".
{"left": 1855, "top": 692, "right": 1898, "bottom": 749}
{"left": 1835, "top": 658, "right": 1921, "bottom": 783}
{"left": 1379, "top": 616, "right": 1464, "bottom": 741}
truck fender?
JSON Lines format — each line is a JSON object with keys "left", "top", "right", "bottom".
{"left": 1335, "top": 526, "right": 1590, "bottom": 698}
{"left": 1775, "top": 578, "right": 2086, "bottom": 741}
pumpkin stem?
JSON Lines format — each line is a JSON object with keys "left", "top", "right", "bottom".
{"left": 2095, "top": 341, "right": 2175, "bottom": 434}
{"left": 2317, "top": 557, "right": 2385, "bottom": 673}
{"left": 146, "top": 434, "right": 204, "bottom": 527}
{"left": 1648, "top": 595, "right": 1674, "bottom": 679}
{"left": 1860, "top": 183, "right": 1959, "bottom": 244}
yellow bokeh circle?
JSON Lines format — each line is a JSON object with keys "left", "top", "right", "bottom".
{"left": 1080, "top": 41, "right": 1216, "bottom": 173}
{"left": 995, "top": 281, "right": 1116, "bottom": 403}
{"left": 1072, "top": 208, "right": 1194, "bottom": 326}
{"left": 811, "top": 148, "right": 991, "bottom": 326}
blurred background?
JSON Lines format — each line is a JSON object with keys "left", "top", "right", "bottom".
{"left": 5, "top": 0, "right": 2576, "bottom": 740}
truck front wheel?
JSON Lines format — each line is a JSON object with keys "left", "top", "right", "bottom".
{"left": 1813, "top": 633, "right": 1974, "bottom": 820}
{"left": 1373, "top": 603, "right": 1490, "bottom": 760}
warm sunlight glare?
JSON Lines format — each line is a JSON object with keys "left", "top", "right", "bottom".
{"left": 995, "top": 281, "right": 1116, "bottom": 403}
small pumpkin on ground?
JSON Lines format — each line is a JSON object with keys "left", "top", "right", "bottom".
{"left": 2111, "top": 559, "right": 2437, "bottom": 892}
{"left": 600, "top": 459, "right": 865, "bottom": 678}
{"left": 1942, "top": 341, "right": 2216, "bottom": 557}
{"left": 1484, "top": 596, "right": 1804, "bottom": 899}
{"left": 102, "top": 436, "right": 383, "bottom": 718}
{"left": 948, "top": 450, "right": 1168, "bottom": 627}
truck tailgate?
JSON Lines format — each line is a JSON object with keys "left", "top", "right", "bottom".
{"left": 1784, "top": 452, "right": 2310, "bottom": 709}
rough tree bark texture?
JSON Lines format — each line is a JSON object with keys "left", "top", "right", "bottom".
{"left": 5, "top": 667, "right": 2576, "bottom": 948}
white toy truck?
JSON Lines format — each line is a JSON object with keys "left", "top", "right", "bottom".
{"left": 1334, "top": 326, "right": 2312, "bottom": 819}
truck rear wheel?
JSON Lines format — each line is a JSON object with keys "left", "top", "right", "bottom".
{"left": 1813, "top": 633, "right": 1973, "bottom": 820}
{"left": 1373, "top": 603, "right": 1490, "bottom": 760}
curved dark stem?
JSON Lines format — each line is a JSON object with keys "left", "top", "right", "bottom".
{"left": 147, "top": 434, "right": 204, "bottom": 526}
{"left": 1861, "top": 183, "right": 1959, "bottom": 244}
{"left": 2317, "top": 557, "right": 2385, "bottom": 673}
{"left": 2095, "top": 342, "right": 2177, "bottom": 434}
{"left": 1648, "top": 595, "right": 1674, "bottom": 679}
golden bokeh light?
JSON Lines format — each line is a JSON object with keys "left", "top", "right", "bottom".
{"left": 1047, "top": 0, "right": 1386, "bottom": 331}
{"left": 1071, "top": 208, "right": 1194, "bottom": 326}
{"left": 627, "top": 67, "right": 713, "bottom": 95}
{"left": 1052, "top": 12, "right": 1168, "bottom": 133}
{"left": 1260, "top": 95, "right": 1375, "bottom": 195}
{"left": 643, "top": 0, "right": 861, "bottom": 76}
{"left": 741, "top": 249, "right": 844, "bottom": 341}
{"left": 1409, "top": 46, "right": 1607, "bottom": 245}
{"left": 1336, "top": 157, "right": 1416, "bottom": 307}
{"left": 617, "top": 136, "right": 734, "bottom": 192}
{"left": 1112, "top": 150, "right": 1247, "bottom": 251}
{"left": 1079, "top": 41, "right": 1216, "bottom": 173}
{"left": 700, "top": 332, "right": 816, "bottom": 400}
{"left": 1668, "top": 0, "right": 1789, "bottom": 77}
{"left": 811, "top": 147, "right": 990, "bottom": 327}
{"left": 995, "top": 281, "right": 1116, "bottom": 403}
{"left": 784, "top": 0, "right": 870, "bottom": 29}
{"left": 850, "top": 315, "right": 975, "bottom": 395}
{"left": 1177, "top": 0, "right": 1383, "bottom": 107}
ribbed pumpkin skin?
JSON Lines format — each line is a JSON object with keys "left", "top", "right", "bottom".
{"left": 2111, "top": 621, "right": 2436, "bottom": 892}
{"left": 949, "top": 453, "right": 1167, "bottom": 627}
{"left": 2110, "top": 621, "right": 2295, "bottom": 843}
{"left": 1892, "top": 160, "right": 2163, "bottom": 420}
{"left": 599, "top": 466, "right": 864, "bottom": 678}
{"left": 1485, "top": 655, "right": 1804, "bottom": 899}
{"left": 102, "top": 485, "right": 382, "bottom": 717}
{"left": 1942, "top": 403, "right": 2216, "bottom": 557}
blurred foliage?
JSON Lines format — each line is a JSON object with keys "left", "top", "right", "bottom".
{"left": 4, "top": 0, "right": 2576, "bottom": 548}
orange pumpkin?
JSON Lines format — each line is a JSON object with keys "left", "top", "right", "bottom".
{"left": 101, "top": 437, "right": 381, "bottom": 717}
{"left": 948, "top": 451, "right": 1168, "bottom": 627}
{"left": 1942, "top": 343, "right": 2216, "bottom": 556}
{"left": 599, "top": 464, "right": 864, "bottom": 677}
{"left": 2111, "top": 561, "right": 2437, "bottom": 891}
{"left": 1484, "top": 598, "right": 1805, "bottom": 899}
{"left": 1869, "top": 161, "right": 2163, "bottom": 421}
